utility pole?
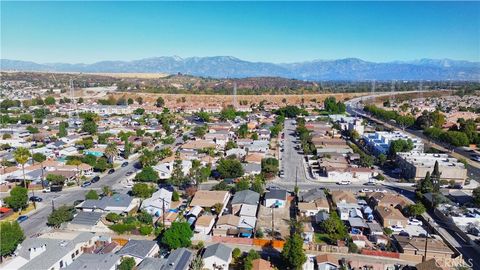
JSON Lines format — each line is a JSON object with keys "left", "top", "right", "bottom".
{"left": 423, "top": 218, "right": 430, "bottom": 262}
{"left": 271, "top": 206, "right": 275, "bottom": 240}
{"left": 162, "top": 198, "right": 166, "bottom": 227}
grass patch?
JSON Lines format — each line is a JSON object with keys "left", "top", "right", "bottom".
{"left": 314, "top": 233, "right": 333, "bottom": 244}
{"left": 1, "top": 203, "right": 35, "bottom": 223}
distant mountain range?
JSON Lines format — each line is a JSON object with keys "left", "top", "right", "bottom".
{"left": 1, "top": 56, "right": 479, "bottom": 80}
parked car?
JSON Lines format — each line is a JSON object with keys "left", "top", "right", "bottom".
{"left": 390, "top": 225, "right": 404, "bottom": 232}
{"left": 29, "top": 196, "right": 42, "bottom": 202}
{"left": 337, "top": 180, "right": 351, "bottom": 185}
{"left": 81, "top": 181, "right": 92, "bottom": 188}
{"left": 91, "top": 176, "right": 100, "bottom": 183}
{"left": 42, "top": 187, "right": 51, "bottom": 193}
{"left": 17, "top": 215, "right": 28, "bottom": 223}
{"left": 361, "top": 188, "right": 373, "bottom": 193}
{"left": 408, "top": 218, "right": 423, "bottom": 226}
{"left": 121, "top": 162, "right": 129, "bottom": 167}
{"left": 108, "top": 169, "right": 115, "bottom": 174}
{"left": 73, "top": 200, "right": 84, "bottom": 206}
{"left": 125, "top": 171, "right": 134, "bottom": 177}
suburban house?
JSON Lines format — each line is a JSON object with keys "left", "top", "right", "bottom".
{"left": 251, "top": 258, "right": 274, "bottom": 270}
{"left": 315, "top": 254, "right": 339, "bottom": 270}
{"left": 64, "top": 253, "right": 120, "bottom": 270}
{"left": 231, "top": 190, "right": 260, "bottom": 215}
{"left": 140, "top": 188, "right": 173, "bottom": 217}
{"left": 137, "top": 248, "right": 193, "bottom": 270}
{"left": 194, "top": 215, "right": 216, "bottom": 234}
{"left": 190, "top": 190, "right": 230, "bottom": 210}
{"left": 202, "top": 243, "right": 233, "bottom": 270}
{"left": 116, "top": 240, "right": 160, "bottom": 265}
{"left": 264, "top": 189, "right": 288, "bottom": 208}
{"left": 214, "top": 214, "right": 240, "bottom": 236}
{"left": 76, "top": 194, "right": 139, "bottom": 215}
{"left": 375, "top": 206, "right": 408, "bottom": 227}
{"left": 394, "top": 235, "right": 455, "bottom": 261}
{"left": 369, "top": 192, "right": 411, "bottom": 210}
{"left": 66, "top": 212, "right": 109, "bottom": 232}
{"left": 2, "top": 232, "right": 99, "bottom": 270}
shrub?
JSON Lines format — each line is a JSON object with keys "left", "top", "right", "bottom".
{"left": 137, "top": 211, "right": 153, "bottom": 224}
{"left": 109, "top": 223, "right": 136, "bottom": 234}
{"left": 105, "top": 213, "right": 121, "bottom": 223}
{"left": 172, "top": 190, "right": 180, "bottom": 201}
{"left": 139, "top": 225, "right": 153, "bottom": 235}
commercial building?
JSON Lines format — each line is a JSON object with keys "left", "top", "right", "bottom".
{"left": 363, "top": 131, "right": 424, "bottom": 155}
{"left": 396, "top": 152, "right": 467, "bottom": 185}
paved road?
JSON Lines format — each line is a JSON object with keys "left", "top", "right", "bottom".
{"left": 15, "top": 133, "right": 187, "bottom": 238}
{"left": 346, "top": 93, "right": 480, "bottom": 269}
{"left": 18, "top": 157, "right": 140, "bottom": 237}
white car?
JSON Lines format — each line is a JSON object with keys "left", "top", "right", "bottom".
{"left": 408, "top": 218, "right": 423, "bottom": 226}
{"left": 337, "top": 180, "right": 351, "bottom": 185}
{"left": 390, "top": 225, "right": 404, "bottom": 232}
{"left": 42, "top": 187, "right": 51, "bottom": 193}
{"left": 361, "top": 188, "right": 373, "bottom": 193}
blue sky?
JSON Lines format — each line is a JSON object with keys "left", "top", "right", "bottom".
{"left": 1, "top": 1, "right": 479, "bottom": 63}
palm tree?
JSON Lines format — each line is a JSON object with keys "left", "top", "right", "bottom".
{"left": 104, "top": 143, "right": 118, "bottom": 164}
{"left": 69, "top": 159, "right": 83, "bottom": 186}
{"left": 32, "top": 153, "right": 46, "bottom": 188}
{"left": 14, "top": 147, "right": 31, "bottom": 189}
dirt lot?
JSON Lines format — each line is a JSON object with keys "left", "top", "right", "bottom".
{"left": 256, "top": 200, "right": 292, "bottom": 240}
{"left": 108, "top": 92, "right": 371, "bottom": 107}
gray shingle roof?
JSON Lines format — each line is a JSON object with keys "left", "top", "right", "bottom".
{"left": 265, "top": 189, "right": 287, "bottom": 200}
{"left": 116, "top": 240, "right": 158, "bottom": 259}
{"left": 164, "top": 248, "right": 194, "bottom": 270}
{"left": 231, "top": 190, "right": 260, "bottom": 205}
{"left": 18, "top": 232, "right": 96, "bottom": 270}
{"left": 202, "top": 243, "right": 232, "bottom": 262}
{"left": 300, "top": 188, "right": 326, "bottom": 202}
{"left": 138, "top": 258, "right": 167, "bottom": 270}
{"left": 80, "top": 194, "right": 133, "bottom": 210}
{"left": 70, "top": 212, "right": 103, "bottom": 226}
{"left": 65, "top": 253, "right": 120, "bottom": 270}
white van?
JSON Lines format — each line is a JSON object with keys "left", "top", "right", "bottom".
{"left": 337, "top": 180, "right": 351, "bottom": 185}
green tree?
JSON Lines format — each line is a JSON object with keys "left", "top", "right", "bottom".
{"left": 44, "top": 96, "right": 56, "bottom": 105}
{"left": 217, "top": 158, "right": 244, "bottom": 178}
{"left": 104, "top": 143, "right": 118, "bottom": 163}
{"left": 225, "top": 141, "right": 238, "bottom": 151}
{"left": 132, "top": 183, "right": 155, "bottom": 198}
{"left": 46, "top": 174, "right": 66, "bottom": 186}
{"left": 281, "top": 233, "right": 307, "bottom": 270}
{"left": 137, "top": 211, "right": 153, "bottom": 224}
{"left": 118, "top": 257, "right": 136, "bottom": 270}
{"left": 235, "top": 178, "right": 250, "bottom": 191}
{"left": 155, "top": 96, "right": 165, "bottom": 107}
{"left": 82, "top": 120, "right": 97, "bottom": 135}
{"left": 47, "top": 206, "right": 74, "bottom": 228}
{"left": 244, "top": 249, "right": 261, "bottom": 270}
{"left": 194, "top": 125, "right": 208, "bottom": 138}
{"left": 431, "top": 161, "right": 442, "bottom": 192}
{"left": 135, "top": 166, "right": 159, "bottom": 182}
{"left": 232, "top": 248, "right": 242, "bottom": 261}
{"left": 14, "top": 147, "right": 31, "bottom": 189}
{"left": 251, "top": 176, "right": 265, "bottom": 194}
{"left": 58, "top": 121, "right": 68, "bottom": 137}
{"left": 94, "top": 157, "right": 109, "bottom": 172}
{"left": 161, "top": 222, "right": 193, "bottom": 249}
{"left": 220, "top": 106, "right": 237, "bottom": 121}
{"left": 261, "top": 158, "right": 279, "bottom": 178}
{"left": 195, "top": 111, "right": 211, "bottom": 122}
{"left": 85, "top": 190, "right": 99, "bottom": 200}
{"left": 139, "top": 149, "right": 157, "bottom": 167}
{"left": 418, "top": 171, "right": 433, "bottom": 194}
{"left": 105, "top": 212, "right": 121, "bottom": 223}
{"left": 0, "top": 221, "right": 24, "bottom": 258}
{"left": 377, "top": 154, "right": 387, "bottom": 166}
{"left": 169, "top": 155, "right": 186, "bottom": 187}
{"left": 404, "top": 203, "right": 426, "bottom": 217}
{"left": 4, "top": 186, "right": 28, "bottom": 211}
{"left": 388, "top": 139, "right": 414, "bottom": 158}
{"left": 237, "top": 124, "right": 248, "bottom": 138}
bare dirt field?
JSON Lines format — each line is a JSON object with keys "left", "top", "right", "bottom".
{"left": 106, "top": 92, "right": 372, "bottom": 107}
{"left": 86, "top": 73, "right": 169, "bottom": 79}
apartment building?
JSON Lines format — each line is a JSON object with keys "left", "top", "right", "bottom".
{"left": 363, "top": 131, "right": 424, "bottom": 155}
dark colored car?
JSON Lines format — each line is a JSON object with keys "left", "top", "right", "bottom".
{"left": 17, "top": 215, "right": 28, "bottom": 223}
{"left": 73, "top": 200, "right": 84, "bottom": 206}
{"left": 91, "top": 176, "right": 100, "bottom": 183}
{"left": 81, "top": 181, "right": 92, "bottom": 188}
{"left": 121, "top": 162, "right": 129, "bottom": 167}
{"left": 108, "top": 169, "right": 115, "bottom": 174}
{"left": 125, "top": 171, "right": 134, "bottom": 177}
{"left": 29, "top": 196, "right": 42, "bottom": 202}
